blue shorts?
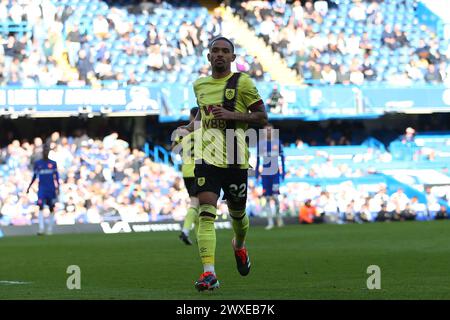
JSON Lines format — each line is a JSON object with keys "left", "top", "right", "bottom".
{"left": 37, "top": 192, "right": 56, "bottom": 210}
{"left": 262, "top": 175, "right": 280, "bottom": 196}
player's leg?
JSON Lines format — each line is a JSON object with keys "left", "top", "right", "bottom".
{"left": 46, "top": 198, "right": 56, "bottom": 235}
{"left": 272, "top": 180, "right": 283, "bottom": 227}
{"left": 275, "top": 195, "right": 284, "bottom": 227}
{"left": 180, "top": 177, "right": 199, "bottom": 245}
{"left": 262, "top": 176, "right": 274, "bottom": 229}
{"left": 224, "top": 168, "right": 251, "bottom": 276}
{"left": 193, "top": 163, "right": 221, "bottom": 291}
{"left": 37, "top": 199, "right": 45, "bottom": 235}
{"left": 264, "top": 196, "right": 274, "bottom": 229}
{"left": 180, "top": 196, "right": 199, "bottom": 245}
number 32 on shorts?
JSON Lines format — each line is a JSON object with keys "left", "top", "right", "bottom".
{"left": 229, "top": 183, "right": 247, "bottom": 198}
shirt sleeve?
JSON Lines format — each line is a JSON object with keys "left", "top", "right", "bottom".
{"left": 239, "top": 74, "right": 263, "bottom": 111}
{"left": 193, "top": 80, "right": 200, "bottom": 107}
{"left": 279, "top": 141, "right": 286, "bottom": 178}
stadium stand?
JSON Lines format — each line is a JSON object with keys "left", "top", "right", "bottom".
{"left": 1, "top": 0, "right": 448, "bottom": 88}
{"left": 0, "top": 0, "right": 270, "bottom": 88}
{"left": 232, "top": 0, "right": 449, "bottom": 85}
{"left": 0, "top": 0, "right": 449, "bottom": 228}
{"left": 1, "top": 129, "right": 449, "bottom": 226}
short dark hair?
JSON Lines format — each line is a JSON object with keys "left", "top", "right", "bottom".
{"left": 208, "top": 36, "right": 235, "bottom": 53}
{"left": 190, "top": 107, "right": 199, "bottom": 117}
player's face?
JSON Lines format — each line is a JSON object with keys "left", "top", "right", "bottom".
{"left": 208, "top": 40, "right": 235, "bottom": 73}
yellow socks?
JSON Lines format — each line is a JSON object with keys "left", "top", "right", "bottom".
{"left": 197, "top": 204, "right": 217, "bottom": 273}
{"left": 230, "top": 209, "right": 249, "bottom": 249}
{"left": 182, "top": 206, "right": 198, "bottom": 236}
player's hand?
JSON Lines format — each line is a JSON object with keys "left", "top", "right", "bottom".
{"left": 26, "top": 188, "right": 30, "bottom": 194}
{"left": 211, "top": 106, "right": 234, "bottom": 120}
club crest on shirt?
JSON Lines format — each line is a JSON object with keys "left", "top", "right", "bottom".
{"left": 197, "top": 177, "right": 205, "bottom": 186}
{"left": 48, "top": 163, "right": 53, "bottom": 169}
{"left": 225, "top": 89, "right": 235, "bottom": 100}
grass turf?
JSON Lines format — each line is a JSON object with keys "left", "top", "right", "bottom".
{"left": 0, "top": 220, "right": 449, "bottom": 300}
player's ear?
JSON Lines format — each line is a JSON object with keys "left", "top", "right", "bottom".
{"left": 207, "top": 53, "right": 211, "bottom": 62}
{"left": 232, "top": 53, "right": 236, "bottom": 62}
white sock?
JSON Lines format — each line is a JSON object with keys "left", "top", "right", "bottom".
{"left": 182, "top": 228, "right": 189, "bottom": 236}
{"left": 203, "top": 264, "right": 215, "bottom": 275}
{"left": 47, "top": 214, "right": 54, "bottom": 234}
{"left": 265, "top": 198, "right": 274, "bottom": 226}
{"left": 38, "top": 211, "right": 44, "bottom": 233}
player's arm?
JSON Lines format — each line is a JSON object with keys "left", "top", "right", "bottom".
{"left": 255, "top": 141, "right": 260, "bottom": 179}
{"left": 54, "top": 165, "right": 60, "bottom": 195}
{"left": 26, "top": 163, "right": 37, "bottom": 193}
{"left": 170, "top": 134, "right": 182, "bottom": 151}
{"left": 180, "top": 107, "right": 201, "bottom": 133}
{"left": 280, "top": 141, "right": 286, "bottom": 180}
{"left": 26, "top": 174, "right": 36, "bottom": 193}
{"left": 212, "top": 75, "right": 268, "bottom": 126}
{"left": 212, "top": 101, "right": 268, "bottom": 126}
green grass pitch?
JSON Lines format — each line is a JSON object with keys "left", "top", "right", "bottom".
{"left": 1, "top": 220, "right": 449, "bottom": 299}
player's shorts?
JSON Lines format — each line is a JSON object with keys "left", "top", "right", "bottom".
{"left": 183, "top": 177, "right": 197, "bottom": 197}
{"left": 37, "top": 193, "right": 56, "bottom": 211}
{"left": 194, "top": 162, "right": 248, "bottom": 209}
{"left": 262, "top": 174, "right": 280, "bottom": 196}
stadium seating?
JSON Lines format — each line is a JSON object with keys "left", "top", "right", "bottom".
{"left": 234, "top": 0, "right": 449, "bottom": 85}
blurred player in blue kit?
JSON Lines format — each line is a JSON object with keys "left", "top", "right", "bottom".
{"left": 256, "top": 123, "right": 285, "bottom": 230}
{"left": 26, "top": 145, "right": 60, "bottom": 235}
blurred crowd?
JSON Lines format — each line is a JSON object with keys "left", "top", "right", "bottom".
{"left": 2, "top": 0, "right": 449, "bottom": 88}
{"left": 0, "top": 131, "right": 190, "bottom": 226}
{"left": 246, "top": 181, "right": 449, "bottom": 223}
{"left": 233, "top": 0, "right": 450, "bottom": 85}
{"left": 0, "top": 0, "right": 71, "bottom": 87}
{"left": 0, "top": 0, "right": 265, "bottom": 88}
{"left": 1, "top": 131, "right": 449, "bottom": 226}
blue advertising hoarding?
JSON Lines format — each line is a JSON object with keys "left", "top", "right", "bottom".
{"left": 0, "top": 83, "right": 449, "bottom": 120}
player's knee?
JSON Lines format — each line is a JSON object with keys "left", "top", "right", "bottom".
{"left": 190, "top": 196, "right": 199, "bottom": 208}
{"left": 229, "top": 207, "right": 246, "bottom": 220}
{"left": 199, "top": 204, "right": 216, "bottom": 219}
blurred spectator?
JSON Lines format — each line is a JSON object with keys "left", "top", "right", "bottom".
{"left": 93, "top": 14, "right": 110, "bottom": 40}
{"left": 362, "top": 55, "right": 377, "bottom": 81}
{"left": 232, "top": 55, "right": 250, "bottom": 73}
{"left": 381, "top": 24, "right": 396, "bottom": 50}
{"left": 359, "top": 32, "right": 373, "bottom": 53}
{"left": 66, "top": 23, "right": 83, "bottom": 67}
{"left": 435, "top": 205, "right": 448, "bottom": 220}
{"left": 415, "top": 39, "right": 431, "bottom": 61}
{"left": 348, "top": 0, "right": 366, "bottom": 21}
{"left": 424, "top": 64, "right": 442, "bottom": 83}
{"left": 76, "top": 49, "right": 94, "bottom": 83}
{"left": 393, "top": 25, "right": 408, "bottom": 48}
{"left": 321, "top": 64, "right": 337, "bottom": 85}
{"left": 299, "top": 199, "right": 322, "bottom": 224}
{"left": 249, "top": 56, "right": 264, "bottom": 80}
{"left": 266, "top": 85, "right": 286, "bottom": 114}
{"left": 390, "top": 188, "right": 410, "bottom": 219}
{"left": 375, "top": 203, "right": 391, "bottom": 222}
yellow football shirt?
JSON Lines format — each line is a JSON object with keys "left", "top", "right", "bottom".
{"left": 193, "top": 72, "right": 263, "bottom": 169}
{"left": 174, "top": 131, "right": 196, "bottom": 178}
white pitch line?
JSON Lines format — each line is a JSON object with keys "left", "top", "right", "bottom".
{"left": 0, "top": 280, "right": 32, "bottom": 285}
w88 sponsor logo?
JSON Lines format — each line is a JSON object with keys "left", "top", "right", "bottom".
{"left": 202, "top": 105, "right": 226, "bottom": 129}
